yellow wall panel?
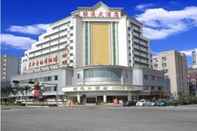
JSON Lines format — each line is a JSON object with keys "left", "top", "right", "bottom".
{"left": 91, "top": 23, "right": 111, "bottom": 65}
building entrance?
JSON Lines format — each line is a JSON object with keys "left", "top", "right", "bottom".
{"left": 86, "top": 97, "right": 96, "bottom": 103}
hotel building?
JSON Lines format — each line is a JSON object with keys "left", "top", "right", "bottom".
{"left": 13, "top": 2, "right": 169, "bottom": 104}
{"left": 152, "top": 50, "right": 188, "bottom": 99}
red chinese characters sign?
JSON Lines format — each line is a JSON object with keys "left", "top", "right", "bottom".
{"left": 29, "top": 55, "right": 58, "bottom": 68}
{"left": 79, "top": 11, "right": 121, "bottom": 18}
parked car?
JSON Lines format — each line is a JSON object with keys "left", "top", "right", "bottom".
{"left": 136, "top": 99, "right": 157, "bottom": 106}
{"left": 155, "top": 100, "right": 168, "bottom": 106}
{"left": 123, "top": 101, "right": 137, "bottom": 106}
{"left": 136, "top": 99, "right": 147, "bottom": 106}
{"left": 144, "top": 101, "right": 156, "bottom": 106}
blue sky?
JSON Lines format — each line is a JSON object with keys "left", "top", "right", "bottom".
{"left": 1, "top": 0, "right": 197, "bottom": 66}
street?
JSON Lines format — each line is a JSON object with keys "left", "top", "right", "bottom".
{"left": 1, "top": 106, "right": 197, "bottom": 131}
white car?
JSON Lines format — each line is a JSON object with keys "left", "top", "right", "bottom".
{"left": 144, "top": 101, "right": 156, "bottom": 106}
{"left": 136, "top": 99, "right": 146, "bottom": 106}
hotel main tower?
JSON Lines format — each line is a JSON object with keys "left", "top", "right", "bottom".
{"left": 14, "top": 2, "right": 169, "bottom": 104}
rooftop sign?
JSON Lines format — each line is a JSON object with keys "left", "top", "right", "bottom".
{"left": 77, "top": 11, "right": 121, "bottom": 18}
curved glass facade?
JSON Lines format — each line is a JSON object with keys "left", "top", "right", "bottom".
{"left": 84, "top": 68, "right": 121, "bottom": 81}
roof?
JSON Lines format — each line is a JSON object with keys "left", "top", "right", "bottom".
{"left": 77, "top": 1, "right": 123, "bottom": 11}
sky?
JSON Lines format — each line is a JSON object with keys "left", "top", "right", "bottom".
{"left": 1, "top": 0, "right": 197, "bottom": 66}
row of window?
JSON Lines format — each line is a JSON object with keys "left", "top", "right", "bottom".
{"left": 21, "top": 75, "right": 59, "bottom": 83}
{"left": 83, "top": 68, "right": 122, "bottom": 81}
{"left": 45, "top": 86, "right": 57, "bottom": 92}
{"left": 153, "top": 57, "right": 166, "bottom": 62}
{"left": 44, "top": 27, "right": 73, "bottom": 39}
{"left": 52, "top": 21, "right": 71, "bottom": 30}
{"left": 40, "top": 75, "right": 59, "bottom": 81}
{"left": 144, "top": 86, "right": 163, "bottom": 91}
{"left": 154, "top": 63, "right": 167, "bottom": 68}
{"left": 128, "top": 23, "right": 141, "bottom": 31}
{"left": 143, "top": 75, "right": 163, "bottom": 81}
{"left": 62, "top": 60, "right": 73, "bottom": 64}
{"left": 134, "top": 61, "right": 149, "bottom": 67}
{"left": 37, "top": 33, "right": 74, "bottom": 48}
{"left": 29, "top": 44, "right": 73, "bottom": 58}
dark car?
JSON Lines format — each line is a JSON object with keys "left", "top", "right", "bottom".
{"left": 123, "top": 101, "right": 137, "bottom": 106}
{"left": 155, "top": 100, "right": 168, "bottom": 106}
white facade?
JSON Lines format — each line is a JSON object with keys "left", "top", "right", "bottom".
{"left": 21, "top": 2, "right": 150, "bottom": 74}
{"left": 21, "top": 16, "right": 75, "bottom": 74}
{"left": 15, "top": 2, "right": 169, "bottom": 103}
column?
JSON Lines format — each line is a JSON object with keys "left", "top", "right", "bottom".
{"left": 128, "top": 93, "right": 132, "bottom": 101}
{"left": 103, "top": 94, "right": 107, "bottom": 103}
{"left": 77, "top": 94, "right": 80, "bottom": 104}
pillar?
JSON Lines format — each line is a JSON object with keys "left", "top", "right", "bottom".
{"left": 103, "top": 94, "right": 107, "bottom": 103}
{"left": 77, "top": 94, "right": 80, "bottom": 104}
{"left": 128, "top": 94, "right": 132, "bottom": 101}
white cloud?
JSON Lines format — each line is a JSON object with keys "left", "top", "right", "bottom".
{"left": 136, "top": 6, "right": 197, "bottom": 40}
{"left": 8, "top": 24, "right": 49, "bottom": 35}
{"left": 136, "top": 3, "right": 154, "bottom": 11}
{"left": 0, "top": 33, "right": 36, "bottom": 49}
{"left": 180, "top": 48, "right": 197, "bottom": 56}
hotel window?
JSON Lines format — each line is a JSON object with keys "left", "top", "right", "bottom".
{"left": 70, "top": 60, "right": 73, "bottom": 63}
{"left": 54, "top": 86, "right": 57, "bottom": 91}
{"left": 96, "top": 86, "right": 100, "bottom": 90}
{"left": 70, "top": 53, "right": 73, "bottom": 56}
{"left": 144, "top": 87, "right": 149, "bottom": 90}
{"left": 77, "top": 73, "right": 80, "bottom": 79}
{"left": 151, "top": 75, "right": 155, "bottom": 80}
{"left": 45, "top": 76, "right": 52, "bottom": 81}
{"left": 163, "top": 69, "right": 168, "bottom": 73}
{"left": 128, "top": 27, "right": 131, "bottom": 31}
{"left": 70, "top": 46, "right": 73, "bottom": 49}
{"left": 70, "top": 26, "right": 73, "bottom": 30}
{"left": 70, "top": 40, "right": 73, "bottom": 43}
{"left": 144, "top": 75, "right": 148, "bottom": 80}
{"left": 154, "top": 58, "right": 158, "bottom": 62}
{"left": 84, "top": 68, "right": 121, "bottom": 81}
{"left": 2, "top": 76, "right": 6, "bottom": 80}
{"left": 70, "top": 33, "right": 73, "bottom": 36}
{"left": 54, "top": 75, "right": 58, "bottom": 80}
{"left": 162, "top": 57, "right": 166, "bottom": 61}
{"left": 154, "top": 64, "right": 158, "bottom": 68}
{"left": 162, "top": 63, "right": 167, "bottom": 67}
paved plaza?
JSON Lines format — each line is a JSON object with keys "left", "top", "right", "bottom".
{"left": 1, "top": 106, "right": 197, "bottom": 131}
